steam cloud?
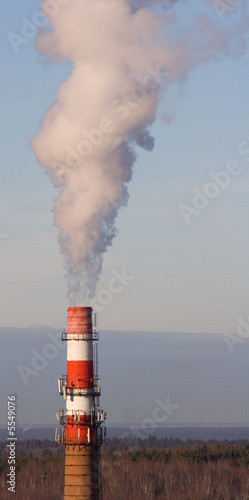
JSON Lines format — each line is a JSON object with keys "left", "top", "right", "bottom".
{"left": 31, "top": 0, "right": 249, "bottom": 304}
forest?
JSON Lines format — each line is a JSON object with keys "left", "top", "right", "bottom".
{"left": 1, "top": 437, "right": 249, "bottom": 499}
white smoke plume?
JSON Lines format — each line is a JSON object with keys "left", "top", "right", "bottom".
{"left": 31, "top": 0, "right": 249, "bottom": 304}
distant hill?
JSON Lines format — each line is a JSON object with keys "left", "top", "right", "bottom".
{"left": 1, "top": 326, "right": 249, "bottom": 427}
{"left": 2, "top": 426, "right": 249, "bottom": 442}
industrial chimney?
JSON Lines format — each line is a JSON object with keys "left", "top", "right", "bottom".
{"left": 56, "top": 307, "right": 106, "bottom": 499}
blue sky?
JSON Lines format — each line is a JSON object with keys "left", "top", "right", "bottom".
{"left": 1, "top": 0, "right": 249, "bottom": 335}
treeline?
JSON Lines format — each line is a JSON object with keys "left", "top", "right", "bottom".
{"left": 0, "top": 451, "right": 64, "bottom": 500}
{"left": 105, "top": 442, "right": 249, "bottom": 467}
{"left": 104, "top": 434, "right": 249, "bottom": 450}
{"left": 0, "top": 438, "right": 63, "bottom": 457}
{"left": 1, "top": 439, "right": 249, "bottom": 499}
{"left": 101, "top": 449, "right": 249, "bottom": 500}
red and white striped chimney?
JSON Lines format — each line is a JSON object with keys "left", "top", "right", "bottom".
{"left": 56, "top": 307, "right": 106, "bottom": 499}
{"left": 66, "top": 307, "right": 95, "bottom": 444}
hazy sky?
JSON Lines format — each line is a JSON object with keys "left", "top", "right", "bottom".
{"left": 1, "top": 327, "right": 249, "bottom": 426}
{"left": 1, "top": 1, "right": 249, "bottom": 334}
